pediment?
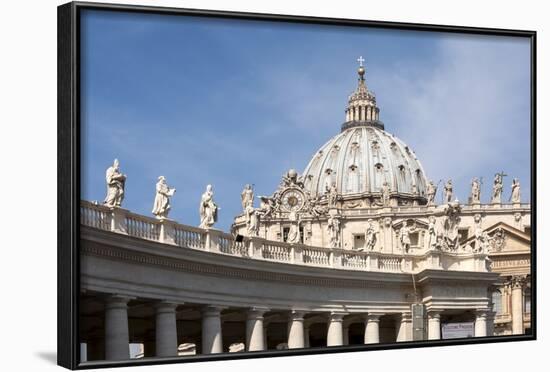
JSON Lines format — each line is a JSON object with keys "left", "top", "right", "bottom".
{"left": 462, "top": 221, "right": 531, "bottom": 254}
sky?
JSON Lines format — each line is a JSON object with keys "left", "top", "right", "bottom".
{"left": 80, "top": 9, "right": 532, "bottom": 232}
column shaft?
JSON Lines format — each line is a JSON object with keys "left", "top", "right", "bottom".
{"left": 202, "top": 306, "right": 223, "bottom": 354}
{"left": 396, "top": 313, "right": 412, "bottom": 342}
{"left": 427, "top": 311, "right": 441, "bottom": 340}
{"left": 364, "top": 314, "right": 381, "bottom": 344}
{"left": 327, "top": 313, "right": 345, "bottom": 346}
{"left": 246, "top": 309, "right": 267, "bottom": 351}
{"left": 155, "top": 302, "right": 178, "bottom": 357}
{"left": 104, "top": 295, "right": 131, "bottom": 361}
{"left": 511, "top": 282, "right": 525, "bottom": 335}
{"left": 474, "top": 311, "right": 488, "bottom": 337}
{"left": 288, "top": 311, "right": 305, "bottom": 349}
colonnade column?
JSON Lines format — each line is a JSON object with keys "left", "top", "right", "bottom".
{"left": 202, "top": 305, "right": 224, "bottom": 354}
{"left": 104, "top": 295, "right": 132, "bottom": 360}
{"left": 474, "top": 310, "right": 488, "bottom": 337}
{"left": 288, "top": 311, "right": 306, "bottom": 349}
{"left": 246, "top": 308, "right": 268, "bottom": 351}
{"left": 155, "top": 302, "right": 178, "bottom": 357}
{"left": 327, "top": 312, "right": 345, "bottom": 346}
{"left": 396, "top": 312, "right": 412, "bottom": 342}
{"left": 427, "top": 311, "right": 441, "bottom": 340}
{"left": 364, "top": 314, "right": 381, "bottom": 344}
{"left": 510, "top": 275, "right": 526, "bottom": 335}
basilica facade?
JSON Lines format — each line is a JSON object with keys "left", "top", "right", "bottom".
{"left": 232, "top": 61, "right": 532, "bottom": 337}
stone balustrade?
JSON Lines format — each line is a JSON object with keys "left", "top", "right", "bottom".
{"left": 80, "top": 200, "right": 490, "bottom": 274}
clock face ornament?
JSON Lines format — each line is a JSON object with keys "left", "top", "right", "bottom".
{"left": 281, "top": 189, "right": 305, "bottom": 212}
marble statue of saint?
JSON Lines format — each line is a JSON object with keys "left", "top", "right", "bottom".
{"left": 426, "top": 215, "right": 438, "bottom": 250}
{"left": 444, "top": 179, "right": 453, "bottom": 203}
{"left": 381, "top": 181, "right": 390, "bottom": 206}
{"left": 510, "top": 178, "right": 521, "bottom": 203}
{"left": 245, "top": 204, "right": 259, "bottom": 237}
{"left": 241, "top": 184, "right": 254, "bottom": 211}
{"left": 104, "top": 158, "right": 126, "bottom": 208}
{"left": 152, "top": 176, "right": 176, "bottom": 219}
{"left": 199, "top": 184, "right": 218, "bottom": 228}
{"left": 287, "top": 211, "right": 301, "bottom": 244}
{"left": 327, "top": 214, "right": 341, "bottom": 248}
{"left": 399, "top": 222, "right": 416, "bottom": 253}
{"left": 426, "top": 180, "right": 437, "bottom": 206}
{"left": 364, "top": 219, "right": 378, "bottom": 251}
{"left": 470, "top": 178, "right": 481, "bottom": 204}
{"left": 327, "top": 183, "right": 338, "bottom": 208}
{"left": 491, "top": 173, "right": 504, "bottom": 204}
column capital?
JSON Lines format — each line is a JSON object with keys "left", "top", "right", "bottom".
{"left": 328, "top": 311, "right": 347, "bottom": 322}
{"left": 289, "top": 310, "right": 307, "bottom": 321}
{"left": 399, "top": 312, "right": 413, "bottom": 322}
{"left": 364, "top": 312, "right": 384, "bottom": 323}
{"left": 247, "top": 307, "right": 269, "bottom": 320}
{"left": 154, "top": 301, "right": 179, "bottom": 312}
{"left": 475, "top": 308, "right": 491, "bottom": 319}
{"left": 427, "top": 310, "right": 442, "bottom": 320}
{"left": 105, "top": 294, "right": 134, "bottom": 309}
{"left": 201, "top": 305, "right": 226, "bottom": 317}
{"left": 509, "top": 275, "right": 528, "bottom": 289}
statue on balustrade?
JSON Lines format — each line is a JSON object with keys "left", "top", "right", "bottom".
{"left": 491, "top": 172, "right": 505, "bottom": 204}
{"left": 364, "top": 219, "right": 378, "bottom": 251}
{"left": 199, "top": 184, "right": 218, "bottom": 228}
{"left": 104, "top": 158, "right": 126, "bottom": 208}
{"left": 510, "top": 178, "right": 521, "bottom": 203}
{"left": 327, "top": 214, "right": 341, "bottom": 248}
{"left": 426, "top": 180, "right": 437, "bottom": 206}
{"left": 287, "top": 211, "right": 302, "bottom": 244}
{"left": 245, "top": 204, "right": 260, "bottom": 237}
{"left": 152, "top": 176, "right": 176, "bottom": 220}
{"left": 444, "top": 179, "right": 453, "bottom": 203}
{"left": 470, "top": 177, "right": 481, "bottom": 204}
{"left": 241, "top": 184, "right": 254, "bottom": 211}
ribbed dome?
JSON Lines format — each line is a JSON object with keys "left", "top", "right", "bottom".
{"left": 302, "top": 126, "right": 428, "bottom": 200}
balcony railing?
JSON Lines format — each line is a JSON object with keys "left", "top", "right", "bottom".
{"left": 80, "top": 200, "right": 491, "bottom": 274}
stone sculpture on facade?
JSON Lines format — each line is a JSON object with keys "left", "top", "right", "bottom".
{"left": 258, "top": 196, "right": 275, "bottom": 219}
{"left": 287, "top": 211, "right": 301, "bottom": 244}
{"left": 104, "top": 158, "right": 126, "bottom": 208}
{"left": 327, "top": 214, "right": 341, "bottom": 248}
{"left": 426, "top": 215, "right": 438, "bottom": 250}
{"left": 244, "top": 204, "right": 259, "bottom": 237}
{"left": 443, "top": 179, "right": 453, "bottom": 203}
{"left": 470, "top": 177, "right": 481, "bottom": 204}
{"left": 426, "top": 180, "right": 437, "bottom": 206}
{"left": 364, "top": 219, "right": 378, "bottom": 251}
{"left": 381, "top": 181, "right": 390, "bottom": 206}
{"left": 491, "top": 173, "right": 504, "bottom": 204}
{"left": 441, "top": 201, "right": 461, "bottom": 251}
{"left": 510, "top": 178, "right": 521, "bottom": 204}
{"left": 399, "top": 221, "right": 416, "bottom": 253}
{"left": 489, "top": 228, "right": 506, "bottom": 252}
{"left": 307, "top": 194, "right": 328, "bottom": 218}
{"left": 199, "top": 184, "right": 218, "bottom": 228}
{"left": 327, "top": 183, "right": 339, "bottom": 208}
{"left": 241, "top": 184, "right": 254, "bottom": 211}
{"left": 281, "top": 169, "right": 304, "bottom": 188}
{"left": 152, "top": 176, "right": 176, "bottom": 220}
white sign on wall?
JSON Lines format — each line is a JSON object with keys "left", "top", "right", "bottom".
{"left": 441, "top": 322, "right": 474, "bottom": 339}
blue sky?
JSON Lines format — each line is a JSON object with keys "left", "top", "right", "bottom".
{"left": 80, "top": 9, "right": 531, "bottom": 232}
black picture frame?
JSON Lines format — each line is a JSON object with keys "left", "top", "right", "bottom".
{"left": 58, "top": 1, "right": 537, "bottom": 369}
